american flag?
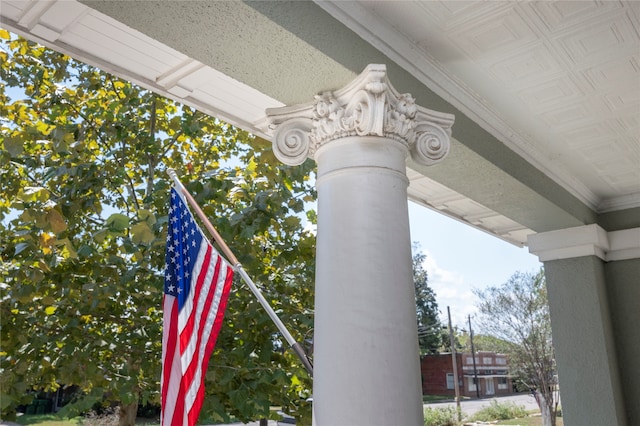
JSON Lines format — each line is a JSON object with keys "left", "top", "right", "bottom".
{"left": 161, "top": 188, "right": 234, "bottom": 426}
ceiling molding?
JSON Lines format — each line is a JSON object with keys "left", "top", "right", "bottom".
{"left": 597, "top": 192, "right": 640, "bottom": 213}
{"left": 316, "top": 1, "right": 634, "bottom": 213}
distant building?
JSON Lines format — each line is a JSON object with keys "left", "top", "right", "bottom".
{"left": 421, "top": 351, "right": 512, "bottom": 397}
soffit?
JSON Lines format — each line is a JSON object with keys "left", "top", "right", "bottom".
{"left": 318, "top": 0, "right": 640, "bottom": 214}
{"left": 0, "top": 0, "right": 286, "bottom": 129}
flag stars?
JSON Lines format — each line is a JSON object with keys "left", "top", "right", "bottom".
{"left": 165, "top": 188, "right": 208, "bottom": 302}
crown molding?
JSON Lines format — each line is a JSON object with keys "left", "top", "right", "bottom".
{"left": 598, "top": 192, "right": 640, "bottom": 213}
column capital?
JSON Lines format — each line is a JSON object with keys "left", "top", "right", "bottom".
{"left": 265, "top": 64, "right": 455, "bottom": 166}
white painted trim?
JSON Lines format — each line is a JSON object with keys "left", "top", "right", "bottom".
{"left": 17, "top": 1, "right": 54, "bottom": 30}
{"left": 608, "top": 228, "right": 640, "bottom": 262}
{"left": 598, "top": 192, "right": 640, "bottom": 213}
{"left": 1, "top": 6, "right": 284, "bottom": 139}
{"left": 528, "top": 224, "right": 640, "bottom": 262}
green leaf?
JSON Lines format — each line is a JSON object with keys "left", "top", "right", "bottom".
{"left": 106, "top": 213, "right": 130, "bottom": 232}
{"left": 3, "top": 136, "right": 24, "bottom": 157}
{"left": 138, "top": 209, "right": 156, "bottom": 225}
{"left": 55, "top": 238, "right": 77, "bottom": 259}
{"left": 46, "top": 208, "right": 67, "bottom": 233}
{"left": 131, "top": 221, "right": 154, "bottom": 245}
{"left": 18, "top": 186, "right": 50, "bottom": 202}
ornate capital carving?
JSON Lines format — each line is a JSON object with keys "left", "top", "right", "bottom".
{"left": 266, "top": 64, "right": 455, "bottom": 166}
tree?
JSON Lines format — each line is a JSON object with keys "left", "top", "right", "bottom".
{"left": 458, "top": 333, "right": 513, "bottom": 355}
{"left": 436, "top": 325, "right": 464, "bottom": 354}
{"left": 412, "top": 247, "right": 442, "bottom": 354}
{"left": 0, "top": 31, "right": 316, "bottom": 425}
{"left": 474, "top": 270, "right": 559, "bottom": 426}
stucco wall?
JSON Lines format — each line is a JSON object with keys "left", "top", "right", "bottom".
{"left": 544, "top": 257, "right": 627, "bottom": 426}
{"left": 606, "top": 258, "right": 640, "bottom": 426}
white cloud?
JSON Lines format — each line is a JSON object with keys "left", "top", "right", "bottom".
{"left": 421, "top": 251, "right": 478, "bottom": 328}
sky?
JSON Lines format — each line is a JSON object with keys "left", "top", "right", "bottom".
{"left": 408, "top": 201, "right": 542, "bottom": 329}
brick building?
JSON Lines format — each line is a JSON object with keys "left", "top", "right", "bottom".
{"left": 421, "top": 351, "right": 512, "bottom": 398}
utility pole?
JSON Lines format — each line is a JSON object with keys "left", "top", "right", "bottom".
{"left": 447, "top": 306, "right": 461, "bottom": 421}
{"left": 468, "top": 314, "right": 480, "bottom": 398}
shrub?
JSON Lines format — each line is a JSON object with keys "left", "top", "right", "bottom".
{"left": 468, "top": 399, "right": 527, "bottom": 422}
{"left": 423, "top": 406, "right": 462, "bottom": 426}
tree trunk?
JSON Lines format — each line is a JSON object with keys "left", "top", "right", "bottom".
{"left": 118, "top": 401, "right": 138, "bottom": 426}
{"left": 536, "top": 392, "right": 556, "bottom": 426}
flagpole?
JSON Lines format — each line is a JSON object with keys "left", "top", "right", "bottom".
{"left": 167, "top": 169, "right": 313, "bottom": 377}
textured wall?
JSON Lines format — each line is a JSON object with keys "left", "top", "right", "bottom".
{"left": 544, "top": 257, "right": 627, "bottom": 426}
{"left": 606, "top": 258, "right": 640, "bottom": 426}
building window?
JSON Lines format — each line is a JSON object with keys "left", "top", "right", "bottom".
{"left": 483, "top": 357, "right": 492, "bottom": 364}
{"left": 496, "top": 357, "right": 507, "bottom": 365}
{"left": 498, "top": 377, "right": 508, "bottom": 390}
{"left": 468, "top": 377, "right": 477, "bottom": 392}
{"left": 466, "top": 356, "right": 474, "bottom": 364}
{"left": 446, "top": 373, "right": 454, "bottom": 389}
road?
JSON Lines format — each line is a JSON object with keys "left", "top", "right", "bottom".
{"left": 425, "top": 393, "right": 540, "bottom": 417}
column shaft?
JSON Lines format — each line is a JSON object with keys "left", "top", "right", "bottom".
{"left": 543, "top": 257, "right": 627, "bottom": 426}
{"left": 312, "top": 136, "right": 423, "bottom": 425}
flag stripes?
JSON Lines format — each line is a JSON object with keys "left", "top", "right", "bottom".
{"left": 161, "top": 188, "right": 234, "bottom": 426}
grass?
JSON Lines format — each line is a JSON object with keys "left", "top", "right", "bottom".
{"left": 496, "top": 417, "right": 563, "bottom": 425}
{"left": 16, "top": 414, "right": 82, "bottom": 426}
{"left": 423, "top": 394, "right": 454, "bottom": 403}
{"left": 15, "top": 414, "right": 160, "bottom": 426}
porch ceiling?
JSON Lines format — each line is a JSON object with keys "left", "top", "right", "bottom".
{"left": 2, "top": 0, "right": 638, "bottom": 247}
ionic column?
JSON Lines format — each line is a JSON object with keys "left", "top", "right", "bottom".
{"left": 266, "top": 64, "right": 455, "bottom": 426}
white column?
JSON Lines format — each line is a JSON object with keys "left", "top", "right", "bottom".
{"left": 266, "top": 64, "right": 455, "bottom": 426}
